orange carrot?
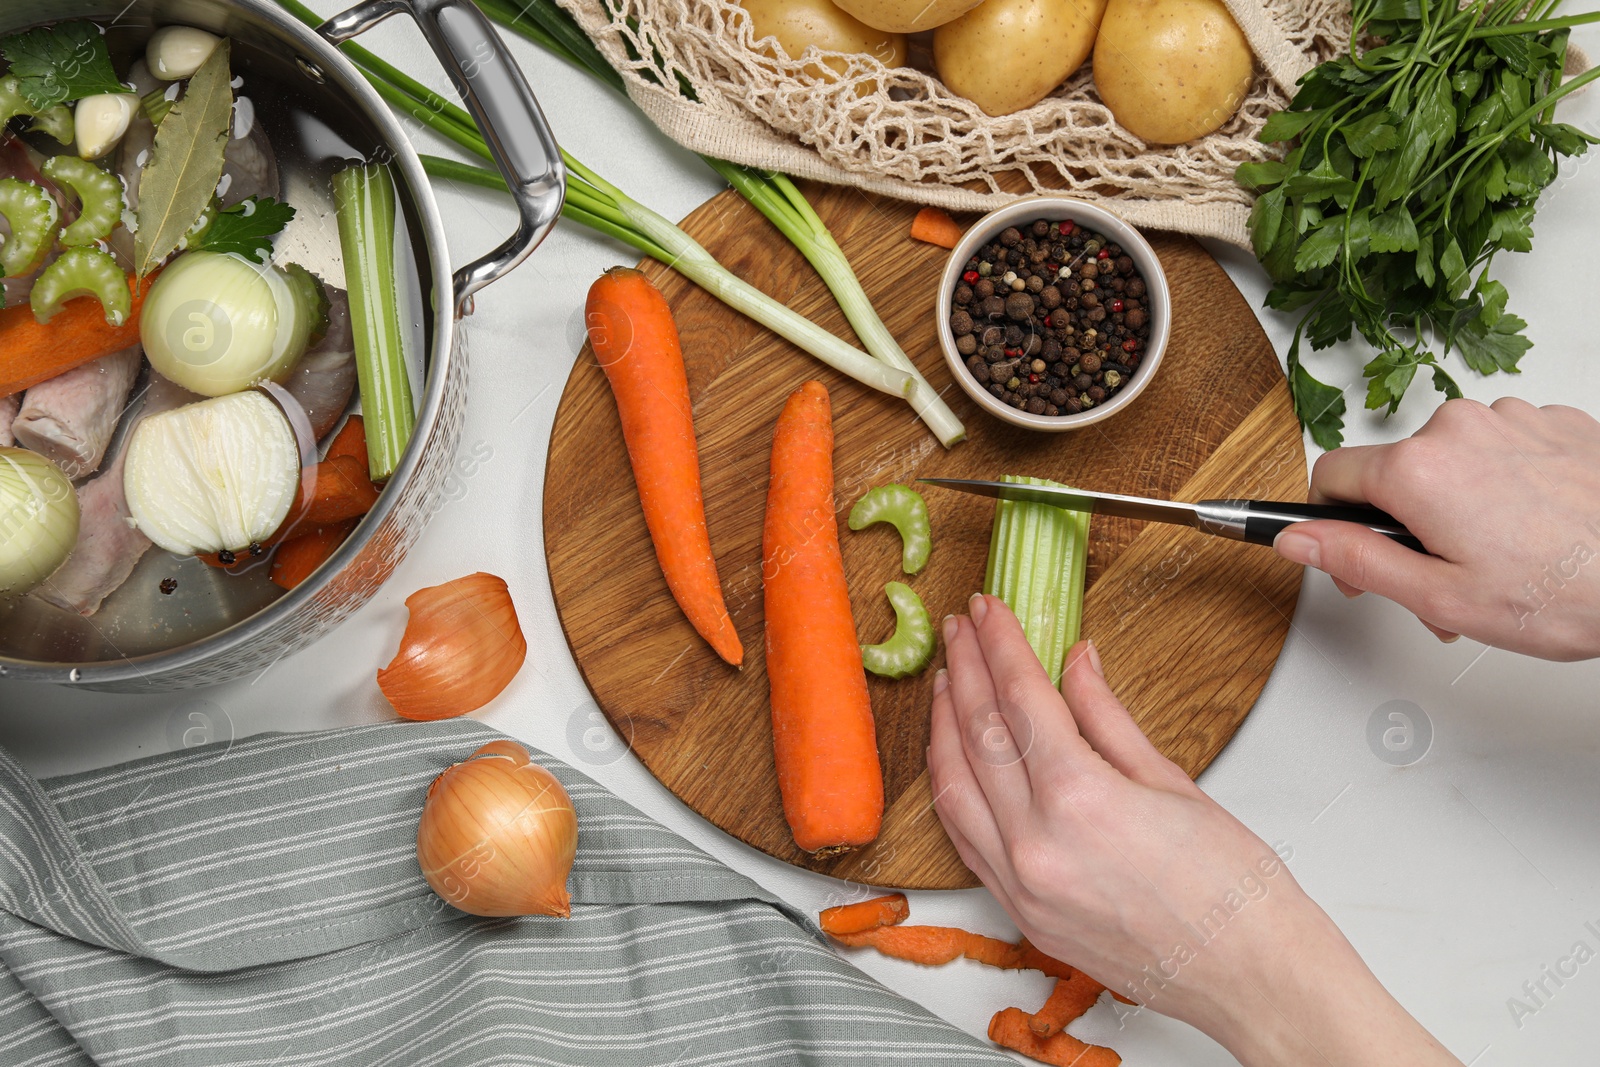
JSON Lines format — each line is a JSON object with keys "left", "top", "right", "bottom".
{"left": 763, "top": 380, "right": 883, "bottom": 854}
{"left": 989, "top": 1007, "right": 1121, "bottom": 1067}
{"left": 324, "top": 414, "right": 369, "bottom": 464}
{"left": 271, "top": 519, "right": 358, "bottom": 590}
{"left": 1029, "top": 973, "right": 1106, "bottom": 1037}
{"left": 198, "top": 455, "right": 378, "bottom": 568}
{"left": 819, "top": 893, "right": 909, "bottom": 935}
{"left": 288, "top": 455, "right": 380, "bottom": 529}
{"left": 0, "top": 270, "right": 151, "bottom": 396}
{"left": 909, "top": 206, "right": 964, "bottom": 249}
{"left": 586, "top": 267, "right": 743, "bottom": 667}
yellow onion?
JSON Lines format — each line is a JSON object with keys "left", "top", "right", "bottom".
{"left": 417, "top": 740, "right": 577, "bottom": 917}
{"left": 378, "top": 572, "right": 528, "bottom": 720}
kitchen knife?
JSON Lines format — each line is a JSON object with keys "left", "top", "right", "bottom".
{"left": 918, "top": 478, "right": 1424, "bottom": 553}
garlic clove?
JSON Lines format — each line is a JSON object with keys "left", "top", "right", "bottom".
{"left": 74, "top": 93, "right": 139, "bottom": 160}
{"left": 123, "top": 391, "right": 303, "bottom": 555}
{"left": 146, "top": 26, "right": 222, "bottom": 82}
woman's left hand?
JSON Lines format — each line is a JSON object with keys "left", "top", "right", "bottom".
{"left": 927, "top": 594, "right": 1461, "bottom": 1067}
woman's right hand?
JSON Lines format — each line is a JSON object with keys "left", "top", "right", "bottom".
{"left": 1273, "top": 397, "right": 1600, "bottom": 660}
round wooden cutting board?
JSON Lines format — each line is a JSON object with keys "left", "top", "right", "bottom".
{"left": 544, "top": 183, "right": 1306, "bottom": 890}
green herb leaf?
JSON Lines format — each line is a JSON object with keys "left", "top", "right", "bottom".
{"left": 192, "top": 197, "right": 296, "bottom": 263}
{"left": 1235, "top": 160, "right": 1289, "bottom": 190}
{"left": 1363, "top": 350, "right": 1415, "bottom": 413}
{"left": 1341, "top": 111, "right": 1399, "bottom": 158}
{"left": 1370, "top": 205, "right": 1419, "bottom": 253}
{"left": 1454, "top": 311, "right": 1530, "bottom": 375}
{"left": 1439, "top": 239, "right": 1471, "bottom": 299}
{"left": 1289, "top": 355, "right": 1347, "bottom": 450}
{"left": 1414, "top": 232, "right": 1436, "bottom": 288}
{"left": 1532, "top": 121, "right": 1598, "bottom": 156}
{"left": 0, "top": 21, "right": 125, "bottom": 108}
{"left": 134, "top": 39, "right": 233, "bottom": 277}
{"left": 1488, "top": 204, "right": 1535, "bottom": 252}
{"left": 1430, "top": 363, "right": 1463, "bottom": 399}
{"left": 1259, "top": 109, "right": 1322, "bottom": 143}
{"left": 1373, "top": 78, "right": 1453, "bottom": 210}
{"left": 1501, "top": 137, "right": 1556, "bottom": 196}
{"left": 1368, "top": 0, "right": 1421, "bottom": 20}
{"left": 1293, "top": 223, "right": 1343, "bottom": 273}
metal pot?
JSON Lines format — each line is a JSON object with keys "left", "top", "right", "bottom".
{"left": 0, "top": 0, "right": 564, "bottom": 690}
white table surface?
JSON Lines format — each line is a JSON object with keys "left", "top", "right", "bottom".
{"left": 5, "top": 14, "right": 1600, "bottom": 1065}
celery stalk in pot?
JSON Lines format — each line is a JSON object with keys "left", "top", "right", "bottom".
{"left": 333, "top": 161, "right": 414, "bottom": 483}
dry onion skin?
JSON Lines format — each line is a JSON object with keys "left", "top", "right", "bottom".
{"left": 378, "top": 572, "right": 528, "bottom": 720}
{"left": 416, "top": 740, "right": 578, "bottom": 917}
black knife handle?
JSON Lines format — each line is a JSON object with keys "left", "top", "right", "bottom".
{"left": 1239, "top": 501, "right": 1425, "bottom": 553}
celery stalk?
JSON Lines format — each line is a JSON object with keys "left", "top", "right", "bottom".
{"left": 982, "top": 475, "right": 1090, "bottom": 685}
{"left": 332, "top": 161, "right": 415, "bottom": 482}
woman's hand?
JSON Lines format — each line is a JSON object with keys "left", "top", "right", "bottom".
{"left": 928, "top": 595, "right": 1461, "bottom": 1066}
{"left": 1275, "top": 397, "right": 1600, "bottom": 660}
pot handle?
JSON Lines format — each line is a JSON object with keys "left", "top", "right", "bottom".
{"left": 320, "top": 0, "right": 566, "bottom": 319}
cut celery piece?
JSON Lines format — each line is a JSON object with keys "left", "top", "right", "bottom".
{"left": 861, "top": 580, "right": 935, "bottom": 679}
{"left": 981, "top": 475, "right": 1090, "bottom": 685}
{"left": 0, "top": 177, "right": 59, "bottom": 278}
{"left": 31, "top": 247, "right": 131, "bottom": 325}
{"left": 42, "top": 156, "right": 125, "bottom": 246}
{"left": 0, "top": 75, "right": 73, "bottom": 144}
{"left": 847, "top": 483, "right": 931, "bottom": 574}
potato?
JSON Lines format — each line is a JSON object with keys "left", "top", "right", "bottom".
{"left": 830, "top": 0, "right": 987, "bottom": 33}
{"left": 933, "top": 0, "right": 1108, "bottom": 117}
{"left": 1092, "top": 0, "right": 1253, "bottom": 144}
{"left": 740, "top": 0, "right": 907, "bottom": 84}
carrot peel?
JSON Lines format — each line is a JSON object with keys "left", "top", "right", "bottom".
{"left": 818, "top": 893, "right": 909, "bottom": 935}
{"left": 1029, "top": 972, "right": 1106, "bottom": 1037}
{"left": 990, "top": 1006, "right": 1121, "bottom": 1067}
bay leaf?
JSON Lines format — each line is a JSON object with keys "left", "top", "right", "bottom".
{"left": 134, "top": 39, "right": 233, "bottom": 278}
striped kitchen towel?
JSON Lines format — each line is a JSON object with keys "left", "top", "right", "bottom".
{"left": 0, "top": 720, "right": 1011, "bottom": 1066}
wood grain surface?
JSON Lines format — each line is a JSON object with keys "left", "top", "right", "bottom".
{"left": 544, "top": 183, "right": 1306, "bottom": 889}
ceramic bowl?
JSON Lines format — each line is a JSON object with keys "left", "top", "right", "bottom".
{"left": 935, "top": 196, "right": 1171, "bottom": 432}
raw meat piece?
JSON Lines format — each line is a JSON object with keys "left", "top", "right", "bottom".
{"left": 285, "top": 286, "right": 356, "bottom": 440}
{"left": 32, "top": 373, "right": 199, "bottom": 615}
{"left": 0, "top": 393, "right": 17, "bottom": 447}
{"left": 13, "top": 346, "right": 142, "bottom": 479}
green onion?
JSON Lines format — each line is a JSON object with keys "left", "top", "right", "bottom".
{"left": 705, "top": 161, "right": 965, "bottom": 445}
{"left": 272, "top": 0, "right": 941, "bottom": 417}
{"left": 333, "top": 161, "right": 416, "bottom": 482}
{"left": 861, "top": 580, "right": 935, "bottom": 679}
{"left": 982, "top": 475, "right": 1090, "bottom": 685}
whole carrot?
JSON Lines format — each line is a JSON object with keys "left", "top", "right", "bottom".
{"left": 586, "top": 267, "right": 743, "bottom": 666}
{"left": 0, "top": 270, "right": 150, "bottom": 396}
{"left": 762, "top": 380, "right": 882, "bottom": 854}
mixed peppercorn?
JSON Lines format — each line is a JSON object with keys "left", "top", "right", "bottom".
{"left": 949, "top": 219, "right": 1152, "bottom": 417}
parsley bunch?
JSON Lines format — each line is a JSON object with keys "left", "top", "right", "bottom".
{"left": 1240, "top": 0, "right": 1600, "bottom": 448}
